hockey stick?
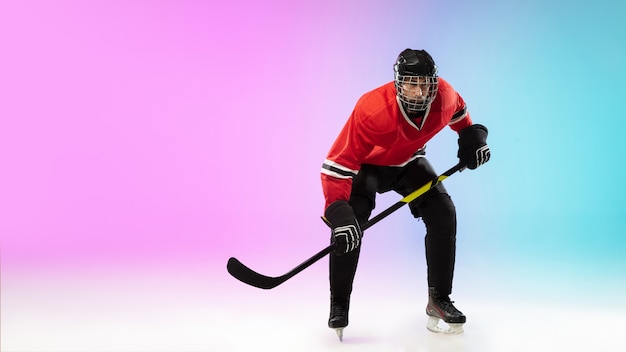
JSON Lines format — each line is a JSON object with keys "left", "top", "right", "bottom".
{"left": 227, "top": 162, "right": 464, "bottom": 289}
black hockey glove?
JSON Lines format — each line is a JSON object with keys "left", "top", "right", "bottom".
{"left": 457, "top": 124, "right": 490, "bottom": 170}
{"left": 324, "top": 200, "right": 362, "bottom": 255}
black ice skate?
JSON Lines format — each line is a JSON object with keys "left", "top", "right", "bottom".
{"left": 425, "top": 287, "right": 466, "bottom": 334}
{"left": 328, "top": 297, "right": 349, "bottom": 341}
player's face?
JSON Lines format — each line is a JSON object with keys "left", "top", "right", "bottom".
{"left": 401, "top": 77, "right": 432, "bottom": 103}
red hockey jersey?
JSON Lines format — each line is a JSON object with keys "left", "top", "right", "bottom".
{"left": 321, "top": 78, "right": 472, "bottom": 209}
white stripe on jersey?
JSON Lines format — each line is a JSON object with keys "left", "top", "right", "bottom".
{"left": 388, "top": 152, "right": 426, "bottom": 167}
{"left": 321, "top": 159, "right": 358, "bottom": 179}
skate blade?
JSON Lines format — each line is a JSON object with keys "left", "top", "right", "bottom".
{"left": 334, "top": 328, "right": 344, "bottom": 342}
{"left": 426, "top": 316, "right": 464, "bottom": 335}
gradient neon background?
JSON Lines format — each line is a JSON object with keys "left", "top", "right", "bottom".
{"left": 2, "top": 0, "right": 625, "bottom": 351}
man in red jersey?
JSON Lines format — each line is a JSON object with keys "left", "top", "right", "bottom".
{"left": 321, "top": 49, "right": 490, "bottom": 339}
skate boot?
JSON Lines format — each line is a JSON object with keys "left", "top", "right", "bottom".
{"left": 328, "top": 297, "right": 349, "bottom": 341}
{"left": 425, "top": 287, "right": 466, "bottom": 334}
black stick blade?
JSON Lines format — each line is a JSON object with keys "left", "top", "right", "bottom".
{"left": 227, "top": 257, "right": 285, "bottom": 289}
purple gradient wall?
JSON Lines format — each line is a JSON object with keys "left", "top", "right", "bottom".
{"left": 0, "top": 0, "right": 445, "bottom": 276}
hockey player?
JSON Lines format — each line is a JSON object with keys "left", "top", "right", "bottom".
{"left": 321, "top": 48, "right": 490, "bottom": 340}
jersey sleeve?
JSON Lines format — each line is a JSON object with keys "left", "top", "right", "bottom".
{"left": 321, "top": 107, "right": 377, "bottom": 209}
{"left": 447, "top": 92, "right": 473, "bottom": 132}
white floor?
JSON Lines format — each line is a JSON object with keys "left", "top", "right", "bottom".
{"left": 2, "top": 265, "right": 626, "bottom": 352}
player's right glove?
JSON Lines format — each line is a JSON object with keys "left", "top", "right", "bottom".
{"left": 324, "top": 200, "right": 362, "bottom": 255}
{"left": 457, "top": 124, "right": 490, "bottom": 170}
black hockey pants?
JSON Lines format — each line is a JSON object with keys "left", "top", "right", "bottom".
{"left": 329, "top": 156, "right": 457, "bottom": 299}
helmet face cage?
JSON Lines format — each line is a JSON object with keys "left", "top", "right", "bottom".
{"left": 393, "top": 49, "right": 439, "bottom": 113}
{"left": 394, "top": 74, "right": 439, "bottom": 112}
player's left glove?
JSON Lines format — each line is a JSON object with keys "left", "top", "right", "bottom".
{"left": 457, "top": 124, "right": 490, "bottom": 169}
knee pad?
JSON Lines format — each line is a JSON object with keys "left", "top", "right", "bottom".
{"left": 414, "top": 192, "right": 457, "bottom": 240}
{"left": 349, "top": 194, "right": 375, "bottom": 225}
{"left": 409, "top": 184, "right": 456, "bottom": 218}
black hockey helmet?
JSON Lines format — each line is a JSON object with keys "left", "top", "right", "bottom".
{"left": 394, "top": 49, "right": 438, "bottom": 76}
{"left": 393, "top": 49, "right": 439, "bottom": 113}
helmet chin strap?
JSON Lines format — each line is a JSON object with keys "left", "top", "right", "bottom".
{"left": 407, "top": 109, "right": 426, "bottom": 118}
{"left": 402, "top": 100, "right": 428, "bottom": 117}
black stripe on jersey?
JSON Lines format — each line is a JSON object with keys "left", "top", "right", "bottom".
{"left": 322, "top": 163, "right": 357, "bottom": 178}
{"left": 451, "top": 106, "right": 467, "bottom": 121}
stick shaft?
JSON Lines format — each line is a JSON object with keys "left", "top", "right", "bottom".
{"left": 363, "top": 162, "right": 463, "bottom": 231}
{"left": 227, "top": 162, "right": 464, "bottom": 289}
